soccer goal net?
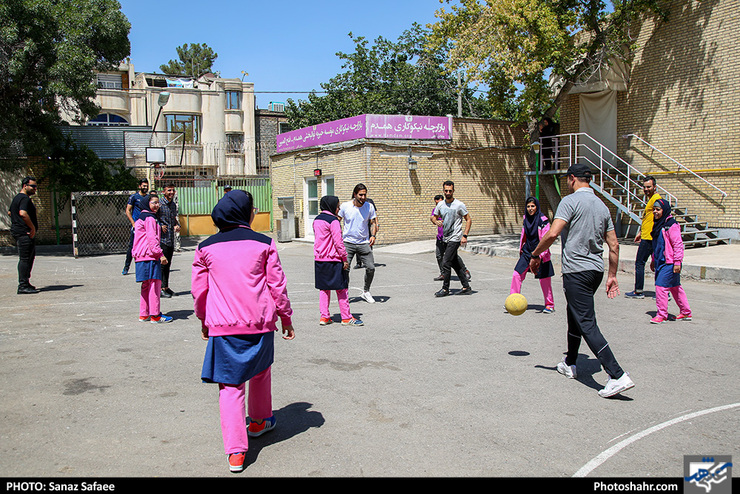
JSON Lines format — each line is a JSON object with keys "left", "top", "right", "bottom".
{"left": 71, "top": 191, "right": 134, "bottom": 257}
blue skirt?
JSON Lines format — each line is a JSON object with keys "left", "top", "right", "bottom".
{"left": 135, "top": 260, "right": 161, "bottom": 282}
{"left": 201, "top": 331, "right": 274, "bottom": 385}
{"left": 514, "top": 252, "right": 554, "bottom": 279}
{"left": 655, "top": 262, "right": 681, "bottom": 288}
{"left": 315, "top": 260, "right": 348, "bottom": 290}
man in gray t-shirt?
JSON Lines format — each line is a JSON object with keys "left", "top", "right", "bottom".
{"left": 555, "top": 182, "right": 615, "bottom": 274}
{"left": 431, "top": 180, "right": 472, "bottom": 296}
{"left": 530, "top": 163, "right": 634, "bottom": 399}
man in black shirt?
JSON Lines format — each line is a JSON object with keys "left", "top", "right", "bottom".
{"left": 8, "top": 176, "right": 39, "bottom": 294}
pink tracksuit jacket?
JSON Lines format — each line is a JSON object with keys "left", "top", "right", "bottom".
{"left": 132, "top": 211, "right": 163, "bottom": 262}
{"left": 313, "top": 210, "right": 348, "bottom": 262}
{"left": 191, "top": 226, "right": 293, "bottom": 337}
{"left": 657, "top": 222, "right": 685, "bottom": 265}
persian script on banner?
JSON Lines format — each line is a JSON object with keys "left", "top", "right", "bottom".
{"left": 277, "top": 114, "right": 451, "bottom": 153}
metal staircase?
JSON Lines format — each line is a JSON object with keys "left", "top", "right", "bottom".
{"left": 540, "top": 133, "right": 731, "bottom": 248}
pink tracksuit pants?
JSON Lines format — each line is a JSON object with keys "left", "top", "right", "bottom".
{"left": 218, "top": 367, "right": 272, "bottom": 454}
{"left": 510, "top": 270, "right": 555, "bottom": 308}
{"left": 140, "top": 279, "right": 161, "bottom": 317}
{"left": 319, "top": 289, "right": 351, "bottom": 320}
{"left": 655, "top": 285, "right": 692, "bottom": 319}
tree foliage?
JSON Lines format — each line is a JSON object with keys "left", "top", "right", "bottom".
{"left": 429, "top": 0, "right": 667, "bottom": 129}
{"left": 45, "top": 137, "right": 138, "bottom": 211}
{"left": 159, "top": 43, "right": 218, "bottom": 79}
{"left": 0, "top": 0, "right": 131, "bottom": 158}
{"left": 285, "top": 23, "right": 499, "bottom": 130}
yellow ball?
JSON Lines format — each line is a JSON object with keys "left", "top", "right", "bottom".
{"left": 505, "top": 293, "right": 528, "bottom": 316}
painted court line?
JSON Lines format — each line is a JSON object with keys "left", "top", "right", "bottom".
{"left": 573, "top": 402, "right": 740, "bottom": 477}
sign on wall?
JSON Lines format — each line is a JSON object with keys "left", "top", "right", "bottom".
{"left": 276, "top": 114, "right": 451, "bottom": 153}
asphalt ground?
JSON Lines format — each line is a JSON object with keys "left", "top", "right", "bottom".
{"left": 0, "top": 236, "right": 738, "bottom": 480}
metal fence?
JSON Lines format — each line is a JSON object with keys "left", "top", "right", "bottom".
{"left": 153, "top": 176, "right": 272, "bottom": 217}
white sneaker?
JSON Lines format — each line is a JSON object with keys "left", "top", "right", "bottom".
{"left": 557, "top": 359, "right": 577, "bottom": 379}
{"left": 361, "top": 291, "right": 375, "bottom": 303}
{"left": 598, "top": 373, "right": 635, "bottom": 398}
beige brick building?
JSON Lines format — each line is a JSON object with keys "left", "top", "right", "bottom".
{"left": 270, "top": 117, "right": 528, "bottom": 245}
{"left": 558, "top": 0, "right": 739, "bottom": 235}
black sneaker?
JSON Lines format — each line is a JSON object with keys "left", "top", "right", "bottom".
{"left": 160, "top": 289, "right": 172, "bottom": 298}
{"left": 17, "top": 286, "right": 39, "bottom": 294}
{"left": 435, "top": 289, "right": 450, "bottom": 297}
{"left": 458, "top": 287, "right": 472, "bottom": 295}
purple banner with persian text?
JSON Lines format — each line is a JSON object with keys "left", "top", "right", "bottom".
{"left": 276, "top": 115, "right": 366, "bottom": 153}
{"left": 276, "top": 114, "right": 451, "bottom": 153}
{"left": 365, "top": 114, "right": 450, "bottom": 140}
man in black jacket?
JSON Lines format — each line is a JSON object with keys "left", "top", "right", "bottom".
{"left": 8, "top": 176, "right": 39, "bottom": 294}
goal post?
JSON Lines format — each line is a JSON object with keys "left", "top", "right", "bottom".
{"left": 71, "top": 190, "right": 135, "bottom": 257}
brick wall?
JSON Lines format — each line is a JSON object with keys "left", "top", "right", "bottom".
{"left": 560, "top": 0, "right": 739, "bottom": 229}
{"left": 256, "top": 110, "right": 287, "bottom": 175}
{"left": 0, "top": 158, "right": 57, "bottom": 247}
{"left": 270, "top": 118, "right": 529, "bottom": 244}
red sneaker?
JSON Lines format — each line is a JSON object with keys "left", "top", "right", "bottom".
{"left": 248, "top": 416, "right": 276, "bottom": 437}
{"left": 675, "top": 313, "right": 692, "bottom": 321}
{"left": 228, "top": 452, "right": 246, "bottom": 473}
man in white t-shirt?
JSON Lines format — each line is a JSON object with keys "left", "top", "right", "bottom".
{"left": 339, "top": 183, "right": 378, "bottom": 303}
{"left": 431, "top": 180, "right": 472, "bottom": 297}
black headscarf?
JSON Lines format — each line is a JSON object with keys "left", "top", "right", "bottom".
{"left": 651, "top": 198, "right": 676, "bottom": 239}
{"left": 523, "top": 196, "right": 546, "bottom": 253}
{"left": 319, "top": 195, "right": 340, "bottom": 215}
{"left": 211, "top": 189, "right": 253, "bottom": 230}
{"left": 523, "top": 197, "right": 542, "bottom": 239}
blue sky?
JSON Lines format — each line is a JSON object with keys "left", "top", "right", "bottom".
{"left": 118, "top": 0, "right": 447, "bottom": 109}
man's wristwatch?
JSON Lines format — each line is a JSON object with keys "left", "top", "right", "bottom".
{"left": 463, "top": 234, "right": 468, "bottom": 238}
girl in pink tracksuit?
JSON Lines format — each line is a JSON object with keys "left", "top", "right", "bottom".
{"left": 313, "top": 196, "right": 363, "bottom": 326}
{"left": 192, "top": 190, "right": 295, "bottom": 473}
{"left": 650, "top": 198, "right": 692, "bottom": 323}
{"left": 132, "top": 194, "right": 172, "bottom": 323}
{"left": 509, "top": 197, "right": 555, "bottom": 313}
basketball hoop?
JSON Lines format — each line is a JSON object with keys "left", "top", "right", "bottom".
{"left": 153, "top": 162, "right": 165, "bottom": 181}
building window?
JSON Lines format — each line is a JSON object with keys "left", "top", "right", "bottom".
{"left": 97, "top": 73, "right": 123, "bottom": 89}
{"left": 306, "top": 178, "right": 319, "bottom": 217}
{"left": 278, "top": 122, "right": 291, "bottom": 134}
{"left": 166, "top": 114, "right": 200, "bottom": 144}
{"left": 226, "top": 134, "right": 244, "bottom": 153}
{"left": 87, "top": 113, "right": 129, "bottom": 126}
{"left": 226, "top": 91, "right": 241, "bottom": 110}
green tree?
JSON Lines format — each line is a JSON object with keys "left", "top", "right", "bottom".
{"left": 285, "top": 23, "right": 497, "bottom": 130}
{"left": 0, "top": 0, "right": 131, "bottom": 159}
{"left": 159, "top": 43, "right": 218, "bottom": 79}
{"left": 46, "top": 137, "right": 138, "bottom": 209}
{"left": 430, "top": 0, "right": 667, "bottom": 130}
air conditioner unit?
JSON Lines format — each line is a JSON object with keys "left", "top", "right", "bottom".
{"left": 269, "top": 102, "right": 285, "bottom": 112}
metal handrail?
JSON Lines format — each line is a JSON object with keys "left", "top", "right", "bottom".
{"left": 622, "top": 133, "right": 727, "bottom": 197}
{"left": 540, "top": 133, "right": 678, "bottom": 214}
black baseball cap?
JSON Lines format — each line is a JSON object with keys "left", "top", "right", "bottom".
{"left": 566, "top": 163, "right": 593, "bottom": 178}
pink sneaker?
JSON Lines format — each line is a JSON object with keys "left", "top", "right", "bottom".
{"left": 675, "top": 313, "right": 692, "bottom": 321}
{"left": 650, "top": 316, "right": 666, "bottom": 324}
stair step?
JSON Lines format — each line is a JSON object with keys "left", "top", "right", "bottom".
{"left": 683, "top": 237, "right": 731, "bottom": 248}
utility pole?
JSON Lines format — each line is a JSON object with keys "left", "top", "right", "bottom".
{"left": 457, "top": 72, "right": 462, "bottom": 117}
